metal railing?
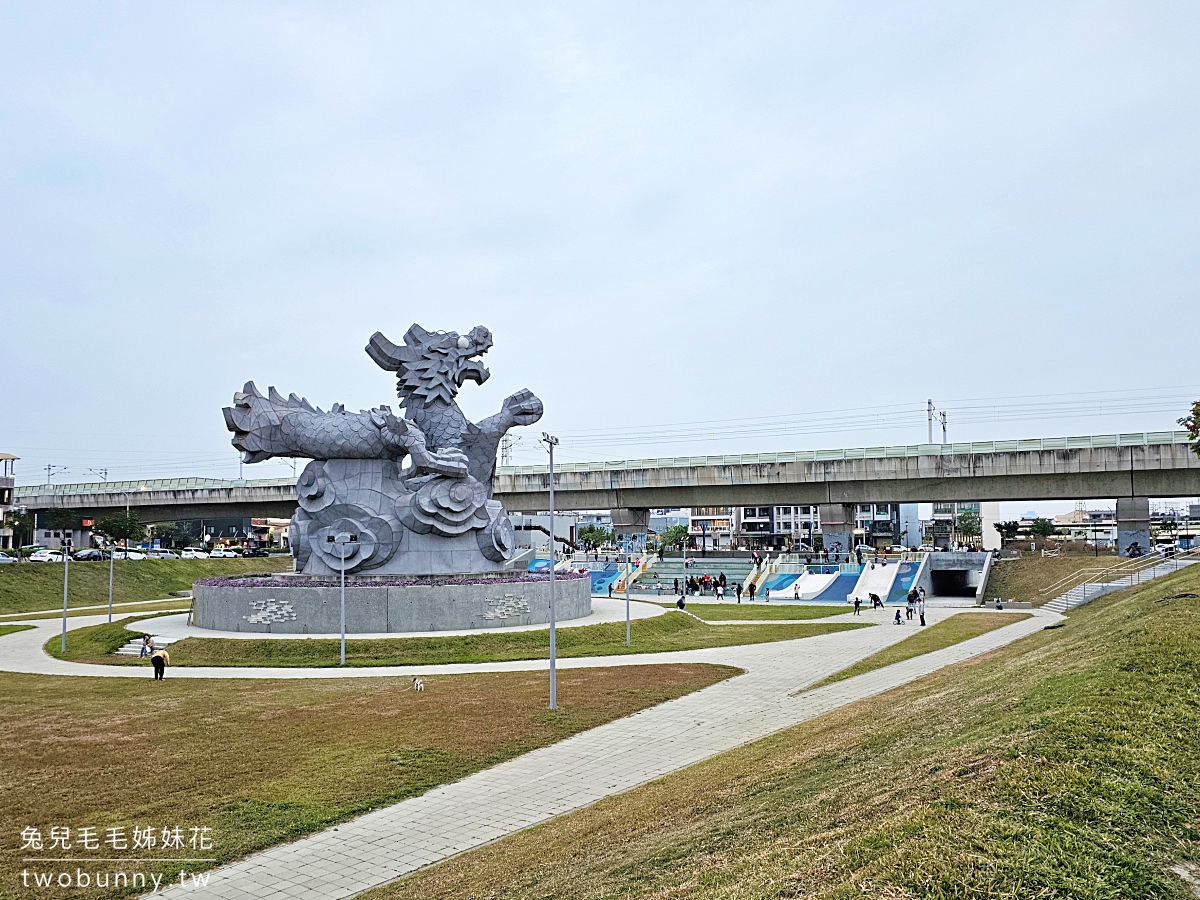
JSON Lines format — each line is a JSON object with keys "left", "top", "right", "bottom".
{"left": 1038, "top": 548, "right": 1200, "bottom": 604}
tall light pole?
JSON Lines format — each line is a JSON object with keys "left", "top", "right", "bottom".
{"left": 107, "top": 488, "right": 134, "bottom": 623}
{"left": 543, "top": 432, "right": 559, "bottom": 710}
{"left": 624, "top": 556, "right": 631, "bottom": 646}
{"left": 60, "top": 533, "right": 72, "bottom": 653}
{"left": 328, "top": 532, "right": 357, "bottom": 665}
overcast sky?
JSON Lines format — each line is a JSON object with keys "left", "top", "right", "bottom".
{"left": 2, "top": 2, "right": 1198, "bottom": 516}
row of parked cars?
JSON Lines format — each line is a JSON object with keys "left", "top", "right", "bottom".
{"left": 0, "top": 546, "right": 274, "bottom": 563}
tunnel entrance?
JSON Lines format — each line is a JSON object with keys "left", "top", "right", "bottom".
{"left": 930, "top": 569, "right": 976, "bottom": 597}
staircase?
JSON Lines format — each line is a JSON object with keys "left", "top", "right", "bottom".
{"left": 1041, "top": 550, "right": 1199, "bottom": 613}
{"left": 115, "top": 635, "right": 178, "bottom": 657}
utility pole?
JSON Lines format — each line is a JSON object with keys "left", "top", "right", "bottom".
{"left": 542, "top": 432, "right": 559, "bottom": 710}
{"left": 927, "top": 399, "right": 934, "bottom": 443}
{"left": 939, "top": 410, "right": 947, "bottom": 444}
{"left": 61, "top": 532, "right": 72, "bottom": 653}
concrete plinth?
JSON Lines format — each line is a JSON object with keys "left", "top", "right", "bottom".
{"left": 1117, "top": 497, "right": 1151, "bottom": 557}
{"left": 193, "top": 573, "right": 592, "bottom": 634}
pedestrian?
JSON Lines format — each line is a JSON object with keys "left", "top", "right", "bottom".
{"left": 608, "top": 581, "right": 613, "bottom": 598}
{"left": 894, "top": 609, "right": 903, "bottom": 625}
{"left": 139, "top": 634, "right": 152, "bottom": 658}
{"left": 856, "top": 548, "right": 863, "bottom": 565}
{"left": 656, "top": 582, "right": 662, "bottom": 597}
{"left": 150, "top": 647, "right": 169, "bottom": 680}
{"left": 748, "top": 582, "right": 756, "bottom": 601}
{"left": 853, "top": 596, "right": 862, "bottom": 616}
{"left": 906, "top": 596, "right": 915, "bottom": 620}
{"left": 736, "top": 582, "right": 743, "bottom": 603}
{"left": 919, "top": 597, "right": 926, "bottom": 626}
{"left": 765, "top": 586, "right": 771, "bottom": 602}
{"left": 673, "top": 577, "right": 679, "bottom": 594}
{"left": 676, "top": 594, "right": 686, "bottom": 610}
{"left": 717, "top": 584, "right": 725, "bottom": 600}
{"left": 870, "top": 592, "right": 882, "bottom": 609}
{"left": 793, "top": 582, "right": 800, "bottom": 601}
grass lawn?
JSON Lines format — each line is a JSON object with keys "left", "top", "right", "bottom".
{"left": 0, "top": 557, "right": 291, "bottom": 615}
{"left": 0, "top": 663, "right": 734, "bottom": 899}
{"left": 368, "top": 567, "right": 1200, "bottom": 900}
{"left": 662, "top": 602, "right": 849, "bottom": 621}
{"left": 0, "top": 624, "right": 32, "bottom": 638}
{"left": 806, "top": 611, "right": 1031, "bottom": 689}
{"left": 57, "top": 612, "right": 872, "bottom": 667}
{"left": 986, "top": 552, "right": 1120, "bottom": 605}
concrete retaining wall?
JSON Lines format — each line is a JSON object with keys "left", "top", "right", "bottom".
{"left": 193, "top": 576, "right": 592, "bottom": 634}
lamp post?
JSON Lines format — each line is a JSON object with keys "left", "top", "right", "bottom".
{"left": 543, "top": 432, "right": 559, "bottom": 710}
{"left": 60, "top": 533, "right": 72, "bottom": 653}
{"left": 327, "top": 532, "right": 357, "bottom": 665}
{"left": 624, "top": 557, "right": 631, "bottom": 647}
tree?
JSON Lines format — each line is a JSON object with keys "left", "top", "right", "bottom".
{"left": 957, "top": 510, "right": 981, "bottom": 544}
{"left": 1030, "top": 518, "right": 1056, "bottom": 538}
{"left": 1180, "top": 400, "right": 1200, "bottom": 457}
{"left": 993, "top": 520, "right": 1022, "bottom": 541}
{"left": 43, "top": 508, "right": 79, "bottom": 533}
{"left": 2, "top": 509, "right": 35, "bottom": 548}
{"left": 152, "top": 522, "right": 198, "bottom": 548}
{"left": 94, "top": 510, "right": 145, "bottom": 549}
{"left": 577, "top": 524, "right": 613, "bottom": 550}
{"left": 659, "top": 524, "right": 689, "bottom": 550}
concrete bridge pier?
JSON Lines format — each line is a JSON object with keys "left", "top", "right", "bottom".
{"left": 819, "top": 504, "right": 856, "bottom": 559}
{"left": 611, "top": 508, "right": 650, "bottom": 546}
{"left": 1116, "top": 497, "right": 1151, "bottom": 557}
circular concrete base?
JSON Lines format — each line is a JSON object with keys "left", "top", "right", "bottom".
{"left": 192, "top": 573, "right": 592, "bottom": 634}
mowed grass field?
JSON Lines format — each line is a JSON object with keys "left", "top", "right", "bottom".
{"left": 0, "top": 557, "right": 291, "bottom": 615}
{"left": 60, "top": 612, "right": 872, "bottom": 667}
{"left": 0, "top": 663, "right": 734, "bottom": 899}
{"left": 368, "top": 568, "right": 1200, "bottom": 900}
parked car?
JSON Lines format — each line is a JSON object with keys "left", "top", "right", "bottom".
{"left": 208, "top": 547, "right": 241, "bottom": 558}
{"left": 181, "top": 548, "right": 209, "bottom": 559}
{"left": 241, "top": 547, "right": 270, "bottom": 558}
{"left": 29, "top": 549, "right": 65, "bottom": 562}
{"left": 0, "top": 552, "right": 15, "bottom": 564}
{"left": 111, "top": 549, "right": 146, "bottom": 560}
{"left": 73, "top": 549, "right": 108, "bottom": 561}
{"left": 146, "top": 549, "right": 181, "bottom": 559}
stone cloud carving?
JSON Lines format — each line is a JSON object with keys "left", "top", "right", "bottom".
{"left": 223, "top": 325, "right": 542, "bottom": 576}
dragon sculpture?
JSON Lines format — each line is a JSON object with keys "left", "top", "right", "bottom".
{"left": 223, "top": 324, "right": 543, "bottom": 576}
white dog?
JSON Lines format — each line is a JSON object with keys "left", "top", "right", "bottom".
{"left": 412, "top": 677, "right": 424, "bottom": 692}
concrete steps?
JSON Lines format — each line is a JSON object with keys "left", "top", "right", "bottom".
{"left": 114, "top": 636, "right": 178, "bottom": 657}
{"left": 1042, "top": 559, "right": 1196, "bottom": 613}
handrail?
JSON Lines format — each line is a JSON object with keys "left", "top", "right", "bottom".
{"left": 1038, "top": 548, "right": 1200, "bottom": 599}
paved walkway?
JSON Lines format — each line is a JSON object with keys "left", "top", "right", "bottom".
{"left": 0, "top": 603, "right": 1056, "bottom": 898}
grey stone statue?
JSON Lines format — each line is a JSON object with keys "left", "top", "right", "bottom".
{"left": 223, "top": 325, "right": 543, "bottom": 576}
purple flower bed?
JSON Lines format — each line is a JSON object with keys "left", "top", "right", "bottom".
{"left": 195, "top": 570, "right": 589, "bottom": 588}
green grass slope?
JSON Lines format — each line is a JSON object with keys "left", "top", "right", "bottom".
{"left": 371, "top": 567, "right": 1200, "bottom": 900}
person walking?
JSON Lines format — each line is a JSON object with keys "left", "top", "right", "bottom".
{"left": 748, "top": 582, "right": 756, "bottom": 602}
{"left": 919, "top": 597, "right": 926, "bottom": 626}
{"left": 673, "top": 577, "right": 679, "bottom": 595}
{"left": 608, "top": 581, "right": 613, "bottom": 598}
{"left": 139, "top": 634, "right": 152, "bottom": 658}
{"left": 793, "top": 582, "right": 800, "bottom": 601}
{"left": 906, "top": 596, "right": 915, "bottom": 620}
{"left": 150, "top": 647, "right": 169, "bottom": 680}
{"left": 853, "top": 596, "right": 862, "bottom": 616}
{"left": 735, "top": 582, "right": 743, "bottom": 603}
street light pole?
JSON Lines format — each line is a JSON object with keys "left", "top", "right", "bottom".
{"left": 543, "top": 432, "right": 559, "bottom": 710}
{"left": 61, "top": 534, "right": 72, "bottom": 653}
{"left": 328, "top": 532, "right": 357, "bottom": 665}
{"left": 625, "top": 558, "right": 631, "bottom": 646}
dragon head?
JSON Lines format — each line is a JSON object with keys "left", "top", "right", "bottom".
{"left": 366, "top": 324, "right": 494, "bottom": 407}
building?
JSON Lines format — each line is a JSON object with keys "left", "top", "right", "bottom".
{"left": 931, "top": 501, "right": 1001, "bottom": 550}
{"left": 648, "top": 508, "right": 690, "bottom": 534}
{"left": 689, "top": 507, "right": 737, "bottom": 550}
{"left": 0, "top": 454, "right": 15, "bottom": 550}
{"left": 1053, "top": 507, "right": 1117, "bottom": 546}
